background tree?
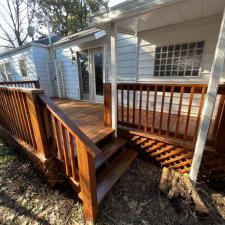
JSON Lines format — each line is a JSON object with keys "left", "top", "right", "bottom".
{"left": 0, "top": 0, "right": 37, "bottom": 48}
{"left": 37, "top": 0, "right": 107, "bottom": 36}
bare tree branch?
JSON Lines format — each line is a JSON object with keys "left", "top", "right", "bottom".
{"left": 0, "top": 0, "right": 37, "bottom": 48}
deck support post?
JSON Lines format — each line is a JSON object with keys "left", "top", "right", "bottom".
{"left": 190, "top": 9, "right": 225, "bottom": 183}
{"left": 111, "top": 22, "right": 118, "bottom": 136}
{"left": 76, "top": 138, "right": 99, "bottom": 222}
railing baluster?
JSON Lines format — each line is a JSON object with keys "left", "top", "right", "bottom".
{"left": 14, "top": 90, "right": 27, "bottom": 142}
{"left": 132, "top": 85, "right": 136, "bottom": 126}
{"left": 53, "top": 117, "right": 64, "bottom": 160}
{"left": 193, "top": 87, "right": 206, "bottom": 141}
{"left": 152, "top": 85, "right": 157, "bottom": 133}
{"left": 69, "top": 133, "right": 79, "bottom": 181}
{"left": 61, "top": 124, "right": 71, "bottom": 176}
{"left": 0, "top": 90, "right": 9, "bottom": 131}
{"left": 145, "top": 85, "right": 150, "bottom": 132}
{"left": 127, "top": 84, "right": 130, "bottom": 125}
{"left": 21, "top": 92, "right": 36, "bottom": 148}
{"left": 167, "top": 86, "right": 174, "bottom": 136}
{"left": 139, "top": 85, "right": 142, "bottom": 129}
{"left": 121, "top": 85, "right": 124, "bottom": 125}
{"left": 7, "top": 89, "right": 20, "bottom": 137}
{"left": 159, "top": 86, "right": 166, "bottom": 135}
{"left": 175, "top": 86, "right": 184, "bottom": 138}
{"left": 184, "top": 87, "right": 195, "bottom": 140}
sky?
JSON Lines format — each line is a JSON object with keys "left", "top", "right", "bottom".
{"left": 108, "top": 0, "right": 127, "bottom": 8}
{"left": 0, "top": 0, "right": 127, "bottom": 51}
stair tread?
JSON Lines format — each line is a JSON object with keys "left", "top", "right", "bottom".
{"left": 96, "top": 150, "right": 137, "bottom": 203}
{"left": 95, "top": 137, "right": 126, "bottom": 170}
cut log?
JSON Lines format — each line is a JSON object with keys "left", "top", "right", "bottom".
{"left": 159, "top": 167, "right": 209, "bottom": 215}
{"left": 183, "top": 176, "right": 209, "bottom": 214}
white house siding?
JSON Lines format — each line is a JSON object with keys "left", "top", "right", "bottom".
{"left": 55, "top": 37, "right": 107, "bottom": 100}
{"left": 107, "top": 33, "right": 138, "bottom": 82}
{"left": 0, "top": 46, "right": 36, "bottom": 81}
{"left": 55, "top": 43, "right": 80, "bottom": 100}
{"left": 137, "top": 15, "right": 222, "bottom": 83}
{"left": 31, "top": 46, "right": 54, "bottom": 97}
{"left": 117, "top": 15, "right": 223, "bottom": 119}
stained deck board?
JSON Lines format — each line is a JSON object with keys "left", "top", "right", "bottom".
{"left": 53, "top": 99, "right": 114, "bottom": 144}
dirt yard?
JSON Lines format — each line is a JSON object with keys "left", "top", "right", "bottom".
{"left": 1, "top": 141, "right": 225, "bottom": 225}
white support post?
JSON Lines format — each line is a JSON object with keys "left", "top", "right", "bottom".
{"left": 190, "top": 9, "right": 225, "bottom": 183}
{"left": 111, "top": 22, "right": 118, "bottom": 135}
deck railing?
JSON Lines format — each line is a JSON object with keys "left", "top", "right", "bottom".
{"left": 104, "top": 83, "right": 225, "bottom": 149}
{"left": 38, "top": 94, "right": 101, "bottom": 220}
{"left": 0, "top": 86, "right": 101, "bottom": 221}
{"left": 0, "top": 80, "right": 40, "bottom": 88}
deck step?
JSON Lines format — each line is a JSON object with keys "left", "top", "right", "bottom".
{"left": 95, "top": 137, "right": 126, "bottom": 170}
{"left": 96, "top": 149, "right": 137, "bottom": 203}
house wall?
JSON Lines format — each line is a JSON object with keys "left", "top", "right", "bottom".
{"left": 0, "top": 45, "right": 54, "bottom": 97}
{"left": 115, "top": 15, "right": 223, "bottom": 118}
{"left": 54, "top": 42, "right": 81, "bottom": 100}
{"left": 54, "top": 36, "right": 107, "bottom": 100}
{"left": 107, "top": 33, "right": 138, "bottom": 82}
{"left": 0, "top": 46, "right": 37, "bottom": 81}
{"left": 31, "top": 45, "right": 55, "bottom": 97}
{"left": 137, "top": 14, "right": 223, "bottom": 83}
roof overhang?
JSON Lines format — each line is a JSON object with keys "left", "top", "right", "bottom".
{"left": 0, "top": 42, "right": 48, "bottom": 59}
{"left": 91, "top": 0, "right": 225, "bottom": 34}
{"left": 53, "top": 29, "right": 107, "bottom": 47}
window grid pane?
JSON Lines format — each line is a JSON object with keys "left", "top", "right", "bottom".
{"left": 154, "top": 41, "right": 204, "bottom": 77}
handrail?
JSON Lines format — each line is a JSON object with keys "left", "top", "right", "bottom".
{"left": 38, "top": 94, "right": 102, "bottom": 158}
{"left": 0, "top": 80, "right": 40, "bottom": 88}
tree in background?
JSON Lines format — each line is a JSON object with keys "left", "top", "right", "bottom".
{"left": 37, "top": 0, "right": 107, "bottom": 36}
{"left": 0, "top": 0, "right": 37, "bottom": 48}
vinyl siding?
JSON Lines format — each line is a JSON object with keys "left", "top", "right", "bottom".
{"left": 107, "top": 33, "right": 138, "bottom": 82}
{"left": 137, "top": 15, "right": 223, "bottom": 83}
{"left": 31, "top": 46, "right": 54, "bottom": 97}
{"left": 0, "top": 47, "right": 37, "bottom": 81}
{"left": 55, "top": 44, "right": 80, "bottom": 100}
{"left": 55, "top": 37, "right": 107, "bottom": 100}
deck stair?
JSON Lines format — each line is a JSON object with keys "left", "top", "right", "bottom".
{"left": 94, "top": 136, "right": 137, "bottom": 202}
{"left": 77, "top": 135, "right": 137, "bottom": 205}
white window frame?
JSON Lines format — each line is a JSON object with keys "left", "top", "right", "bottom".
{"left": 19, "top": 59, "right": 28, "bottom": 78}
{"left": 153, "top": 41, "right": 204, "bottom": 78}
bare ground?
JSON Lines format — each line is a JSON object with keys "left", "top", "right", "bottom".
{"left": 1, "top": 141, "right": 225, "bottom": 225}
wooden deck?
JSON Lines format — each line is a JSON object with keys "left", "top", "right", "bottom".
{"left": 53, "top": 99, "right": 114, "bottom": 144}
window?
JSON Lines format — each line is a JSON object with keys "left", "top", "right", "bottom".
{"left": 19, "top": 59, "right": 28, "bottom": 77}
{"left": 154, "top": 41, "right": 204, "bottom": 77}
{"left": 0, "top": 64, "right": 7, "bottom": 81}
{"left": 0, "top": 63, "right": 12, "bottom": 81}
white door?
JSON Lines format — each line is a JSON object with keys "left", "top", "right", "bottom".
{"left": 92, "top": 48, "right": 104, "bottom": 103}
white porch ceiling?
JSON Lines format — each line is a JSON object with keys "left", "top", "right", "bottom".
{"left": 116, "top": 0, "right": 225, "bottom": 34}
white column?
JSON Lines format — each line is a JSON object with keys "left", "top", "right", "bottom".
{"left": 190, "top": 9, "right": 225, "bottom": 183}
{"left": 111, "top": 22, "right": 118, "bottom": 135}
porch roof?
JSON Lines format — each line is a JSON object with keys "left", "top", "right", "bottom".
{"left": 91, "top": 0, "right": 225, "bottom": 34}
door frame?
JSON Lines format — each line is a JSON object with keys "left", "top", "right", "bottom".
{"left": 77, "top": 44, "right": 107, "bottom": 102}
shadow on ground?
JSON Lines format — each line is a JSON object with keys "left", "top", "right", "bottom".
{"left": 0, "top": 141, "right": 225, "bottom": 225}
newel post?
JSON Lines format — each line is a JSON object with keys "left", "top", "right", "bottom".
{"left": 26, "top": 90, "right": 51, "bottom": 159}
{"left": 26, "top": 89, "right": 57, "bottom": 185}
{"left": 104, "top": 83, "right": 112, "bottom": 126}
{"left": 76, "top": 137, "right": 99, "bottom": 222}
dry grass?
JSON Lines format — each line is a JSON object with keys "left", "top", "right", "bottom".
{"left": 0, "top": 141, "right": 225, "bottom": 225}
